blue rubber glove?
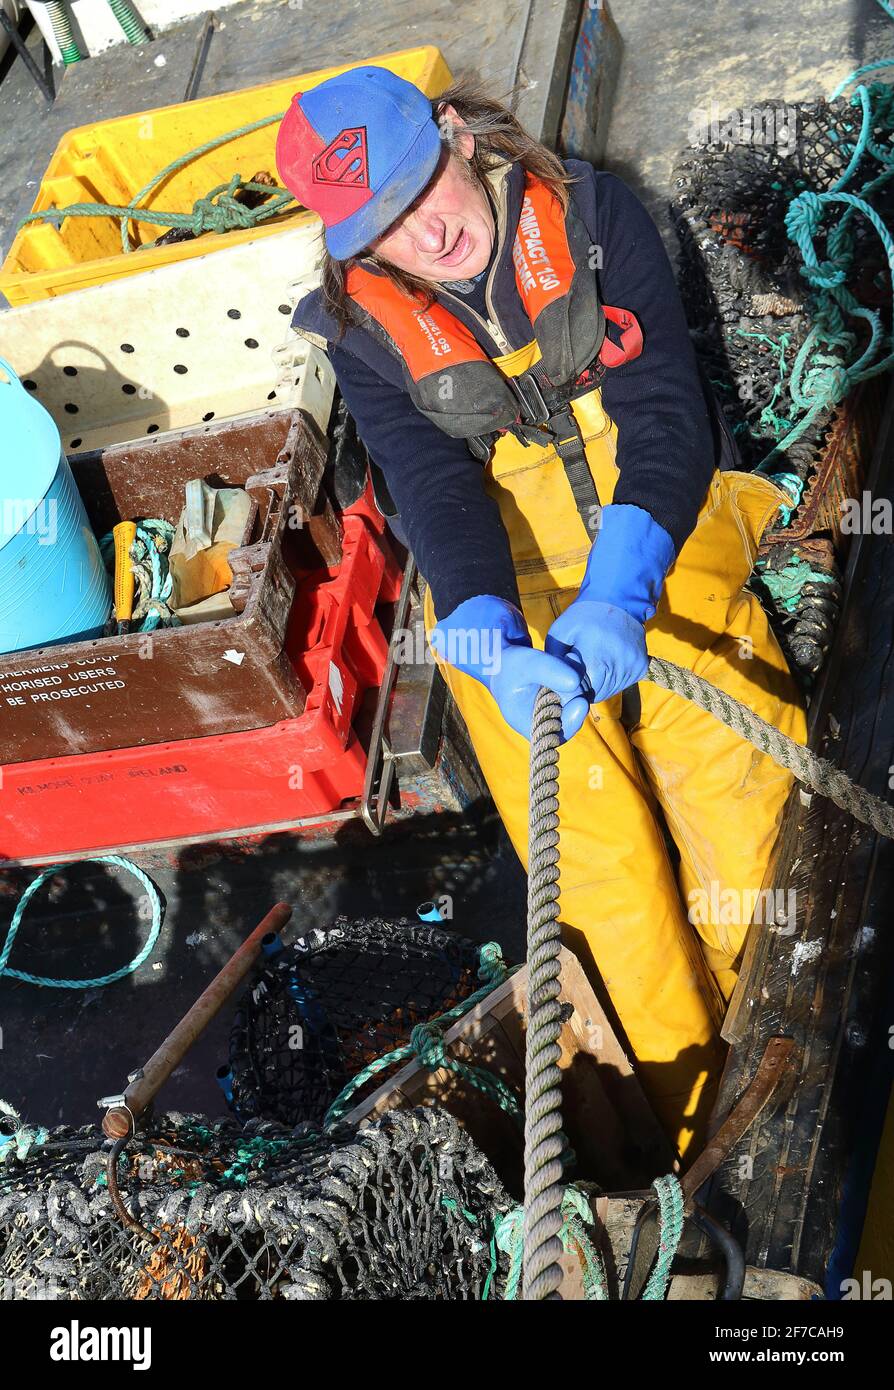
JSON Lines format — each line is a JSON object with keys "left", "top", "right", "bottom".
{"left": 430, "top": 594, "right": 589, "bottom": 741}
{"left": 545, "top": 504, "right": 676, "bottom": 739}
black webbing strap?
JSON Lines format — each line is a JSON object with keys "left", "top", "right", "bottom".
{"left": 467, "top": 360, "right": 604, "bottom": 538}
{"left": 546, "top": 404, "right": 601, "bottom": 538}
{"left": 511, "top": 367, "right": 602, "bottom": 537}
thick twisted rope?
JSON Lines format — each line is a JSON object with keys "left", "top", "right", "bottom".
{"left": 641, "top": 1174, "right": 685, "bottom": 1300}
{"left": 498, "top": 1186, "right": 609, "bottom": 1300}
{"left": 522, "top": 687, "right": 567, "bottom": 1300}
{"left": 648, "top": 657, "right": 894, "bottom": 840}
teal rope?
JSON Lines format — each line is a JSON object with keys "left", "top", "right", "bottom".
{"left": 99, "top": 519, "right": 179, "bottom": 632}
{"left": 496, "top": 1187, "right": 609, "bottom": 1300}
{"left": 755, "top": 554, "right": 838, "bottom": 614}
{"left": 766, "top": 470, "right": 804, "bottom": 525}
{"left": 408, "top": 1019, "right": 522, "bottom": 1117}
{"left": 734, "top": 328, "right": 793, "bottom": 439}
{"left": 831, "top": 56, "right": 894, "bottom": 103}
{"left": 0, "top": 1100, "right": 49, "bottom": 1165}
{"left": 0, "top": 856, "right": 163, "bottom": 989}
{"left": 641, "top": 1174, "right": 685, "bottom": 1300}
{"left": 559, "top": 1187, "right": 610, "bottom": 1300}
{"left": 755, "top": 3, "right": 894, "bottom": 470}
{"left": 323, "top": 941, "right": 517, "bottom": 1127}
{"left": 18, "top": 115, "right": 293, "bottom": 253}
{"left": 496, "top": 1209, "right": 526, "bottom": 1299}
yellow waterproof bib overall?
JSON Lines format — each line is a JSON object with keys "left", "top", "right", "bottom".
{"left": 423, "top": 385, "right": 807, "bottom": 1155}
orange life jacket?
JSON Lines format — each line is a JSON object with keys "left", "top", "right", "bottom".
{"left": 341, "top": 172, "right": 642, "bottom": 447}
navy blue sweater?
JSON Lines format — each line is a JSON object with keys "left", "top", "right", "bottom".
{"left": 319, "top": 163, "right": 716, "bottom": 619}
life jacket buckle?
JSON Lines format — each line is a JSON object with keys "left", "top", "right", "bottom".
{"left": 507, "top": 371, "right": 550, "bottom": 427}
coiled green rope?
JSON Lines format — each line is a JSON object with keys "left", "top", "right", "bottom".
{"left": 18, "top": 113, "right": 293, "bottom": 254}
{"left": 0, "top": 855, "right": 163, "bottom": 989}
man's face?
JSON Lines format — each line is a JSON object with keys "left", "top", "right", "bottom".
{"left": 367, "top": 120, "right": 495, "bottom": 282}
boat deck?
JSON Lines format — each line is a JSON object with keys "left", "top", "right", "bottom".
{"left": 1, "top": 0, "right": 893, "bottom": 1291}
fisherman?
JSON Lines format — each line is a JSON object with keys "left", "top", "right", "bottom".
{"left": 277, "top": 67, "right": 806, "bottom": 1154}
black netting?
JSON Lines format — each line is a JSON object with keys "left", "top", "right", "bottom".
{"left": 671, "top": 94, "right": 892, "bottom": 679}
{"left": 672, "top": 95, "right": 892, "bottom": 475}
{"left": 226, "top": 917, "right": 498, "bottom": 1128}
{"left": 0, "top": 1107, "right": 511, "bottom": 1301}
{"left": 752, "top": 536, "right": 844, "bottom": 678}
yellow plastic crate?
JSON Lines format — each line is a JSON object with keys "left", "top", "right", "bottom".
{"left": 1, "top": 46, "right": 451, "bottom": 306}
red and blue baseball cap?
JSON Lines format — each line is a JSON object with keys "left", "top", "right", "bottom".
{"left": 276, "top": 66, "right": 443, "bottom": 260}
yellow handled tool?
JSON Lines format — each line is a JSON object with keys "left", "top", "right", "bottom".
{"left": 112, "top": 520, "right": 137, "bottom": 633}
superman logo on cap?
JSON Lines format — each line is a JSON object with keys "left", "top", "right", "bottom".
{"left": 312, "top": 128, "right": 370, "bottom": 188}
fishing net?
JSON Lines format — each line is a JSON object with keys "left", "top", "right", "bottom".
{"left": 225, "top": 916, "right": 508, "bottom": 1129}
{"left": 0, "top": 1106, "right": 511, "bottom": 1301}
{"left": 671, "top": 92, "right": 893, "bottom": 678}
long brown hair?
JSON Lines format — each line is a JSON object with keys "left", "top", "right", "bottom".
{"left": 319, "top": 77, "right": 575, "bottom": 337}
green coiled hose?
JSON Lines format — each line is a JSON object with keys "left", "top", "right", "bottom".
{"left": 106, "top": 0, "right": 148, "bottom": 45}
{"left": 41, "top": 0, "right": 83, "bottom": 65}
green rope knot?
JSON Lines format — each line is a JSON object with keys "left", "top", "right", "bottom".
{"left": 476, "top": 940, "right": 509, "bottom": 988}
{"left": 796, "top": 356, "right": 851, "bottom": 406}
{"left": 787, "top": 192, "right": 851, "bottom": 290}
{"left": 409, "top": 1020, "right": 447, "bottom": 1070}
{"left": 321, "top": 937, "right": 519, "bottom": 1128}
{"left": 188, "top": 176, "right": 263, "bottom": 237}
{"left": 786, "top": 187, "right": 825, "bottom": 240}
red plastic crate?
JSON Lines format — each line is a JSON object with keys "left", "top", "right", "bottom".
{"left": 0, "top": 491, "right": 402, "bottom": 863}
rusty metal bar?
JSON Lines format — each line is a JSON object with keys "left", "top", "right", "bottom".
{"left": 102, "top": 901, "right": 292, "bottom": 1139}
{"left": 681, "top": 1036, "right": 796, "bottom": 1209}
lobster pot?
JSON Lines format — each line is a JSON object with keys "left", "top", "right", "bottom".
{"left": 670, "top": 95, "right": 893, "bottom": 679}
{"left": 0, "top": 1109, "right": 510, "bottom": 1301}
{"left": 0, "top": 358, "right": 110, "bottom": 654}
{"left": 670, "top": 94, "right": 893, "bottom": 472}
{"left": 227, "top": 917, "right": 496, "bottom": 1128}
